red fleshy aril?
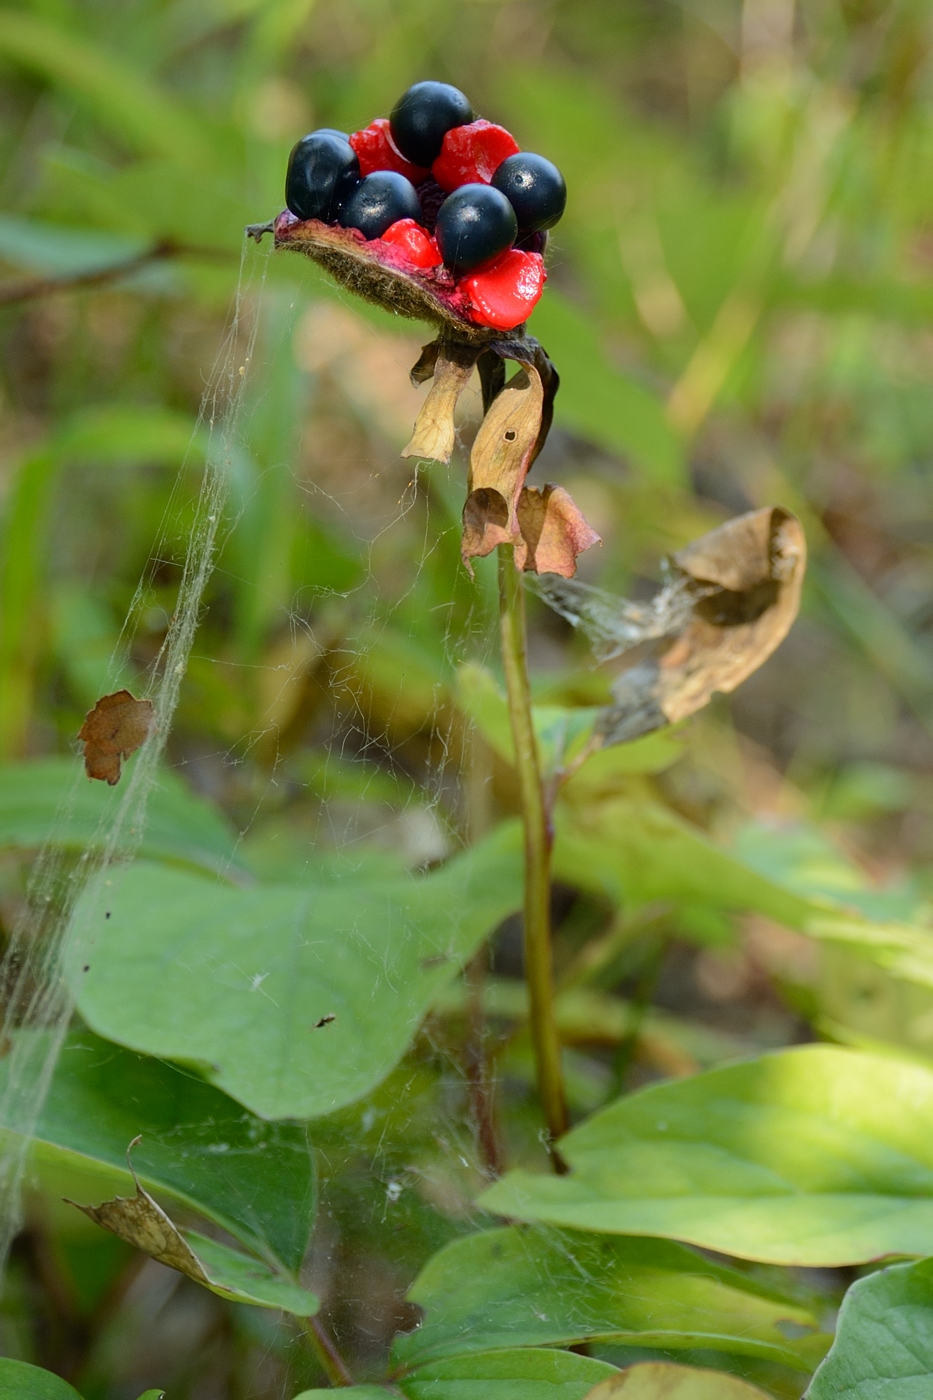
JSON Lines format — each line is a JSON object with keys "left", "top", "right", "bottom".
{"left": 462, "top": 248, "right": 546, "bottom": 330}
{"left": 350, "top": 118, "right": 429, "bottom": 183}
{"left": 380, "top": 218, "right": 441, "bottom": 268}
{"left": 432, "top": 120, "right": 520, "bottom": 193}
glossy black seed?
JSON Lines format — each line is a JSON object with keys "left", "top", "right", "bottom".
{"left": 390, "top": 81, "right": 474, "bottom": 166}
{"left": 338, "top": 171, "right": 422, "bottom": 239}
{"left": 314, "top": 127, "right": 351, "bottom": 142}
{"left": 285, "top": 132, "right": 360, "bottom": 222}
{"left": 492, "top": 152, "right": 566, "bottom": 232}
{"left": 435, "top": 183, "right": 517, "bottom": 275}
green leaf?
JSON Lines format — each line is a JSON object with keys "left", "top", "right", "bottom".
{"left": 529, "top": 292, "right": 684, "bottom": 485}
{"left": 806, "top": 1257, "right": 933, "bottom": 1399}
{"left": 553, "top": 801, "right": 810, "bottom": 927}
{"left": 0, "top": 12, "right": 211, "bottom": 164}
{"left": 401, "top": 1349, "right": 618, "bottom": 1400}
{"left": 456, "top": 665, "right": 681, "bottom": 785}
{"left": 294, "top": 1392, "right": 391, "bottom": 1400}
{"left": 0, "top": 1360, "right": 83, "bottom": 1400}
{"left": 0, "top": 215, "right": 145, "bottom": 276}
{"left": 479, "top": 1045, "right": 933, "bottom": 1266}
{"left": 294, "top": 1352, "right": 618, "bottom": 1400}
{"left": 0, "top": 759, "right": 245, "bottom": 877}
{"left": 392, "top": 1226, "right": 827, "bottom": 1371}
{"left": 581, "top": 1361, "right": 774, "bottom": 1398}
{"left": 0, "top": 1029, "right": 314, "bottom": 1270}
{"left": 154, "top": 1227, "right": 319, "bottom": 1315}
{"left": 70, "top": 828, "right": 522, "bottom": 1119}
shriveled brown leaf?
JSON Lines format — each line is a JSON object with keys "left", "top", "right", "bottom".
{"left": 584, "top": 1361, "right": 772, "bottom": 1400}
{"left": 78, "top": 690, "right": 154, "bottom": 784}
{"left": 516, "top": 484, "right": 601, "bottom": 577}
{"left": 402, "top": 341, "right": 480, "bottom": 464}
{"left": 67, "top": 1152, "right": 210, "bottom": 1286}
{"left": 461, "top": 366, "right": 544, "bottom": 567}
{"left": 602, "top": 506, "right": 804, "bottom": 742}
{"left": 536, "top": 507, "right": 805, "bottom": 745}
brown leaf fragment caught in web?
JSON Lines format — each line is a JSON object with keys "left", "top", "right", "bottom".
{"left": 516, "top": 484, "right": 601, "bottom": 578}
{"left": 535, "top": 506, "right": 806, "bottom": 745}
{"left": 67, "top": 1141, "right": 211, "bottom": 1287}
{"left": 78, "top": 689, "right": 154, "bottom": 784}
{"left": 402, "top": 340, "right": 480, "bottom": 464}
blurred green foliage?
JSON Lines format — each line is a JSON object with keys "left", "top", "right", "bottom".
{"left": 4, "top": 0, "right": 933, "bottom": 1396}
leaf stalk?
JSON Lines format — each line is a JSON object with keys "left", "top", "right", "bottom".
{"left": 497, "top": 546, "right": 569, "bottom": 1167}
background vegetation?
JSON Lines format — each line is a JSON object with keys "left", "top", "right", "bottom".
{"left": 2, "top": 0, "right": 933, "bottom": 1396}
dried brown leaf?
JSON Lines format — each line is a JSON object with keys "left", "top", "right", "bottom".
{"left": 78, "top": 690, "right": 154, "bottom": 785}
{"left": 401, "top": 342, "right": 480, "bottom": 464}
{"left": 461, "top": 366, "right": 544, "bottom": 567}
{"left": 600, "top": 507, "right": 805, "bottom": 743}
{"left": 67, "top": 1151, "right": 211, "bottom": 1286}
{"left": 516, "top": 484, "right": 601, "bottom": 577}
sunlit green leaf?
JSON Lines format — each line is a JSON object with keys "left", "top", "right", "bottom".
{"left": 806, "top": 1257, "right": 933, "bottom": 1399}
{"left": 392, "top": 1226, "right": 827, "bottom": 1371}
{"left": 480, "top": 1045, "right": 933, "bottom": 1265}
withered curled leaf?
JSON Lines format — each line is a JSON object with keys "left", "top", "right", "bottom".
{"left": 516, "top": 484, "right": 601, "bottom": 578}
{"left": 78, "top": 690, "right": 154, "bottom": 784}
{"left": 402, "top": 341, "right": 480, "bottom": 464}
{"left": 67, "top": 1140, "right": 320, "bottom": 1316}
{"left": 461, "top": 366, "right": 544, "bottom": 567}
{"left": 67, "top": 1150, "right": 212, "bottom": 1287}
{"left": 536, "top": 506, "right": 805, "bottom": 745}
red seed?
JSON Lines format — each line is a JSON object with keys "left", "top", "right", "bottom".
{"left": 350, "top": 119, "right": 429, "bottom": 183}
{"left": 432, "top": 120, "right": 520, "bottom": 193}
{"left": 380, "top": 218, "right": 442, "bottom": 268}
{"left": 462, "top": 249, "right": 546, "bottom": 330}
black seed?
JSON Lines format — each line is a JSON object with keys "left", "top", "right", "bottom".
{"left": 435, "top": 184, "right": 517, "bottom": 276}
{"left": 416, "top": 176, "right": 447, "bottom": 234}
{"left": 492, "top": 152, "right": 566, "bottom": 232}
{"left": 390, "top": 81, "right": 474, "bottom": 166}
{"left": 315, "top": 127, "right": 350, "bottom": 141}
{"left": 339, "top": 171, "right": 421, "bottom": 239}
{"left": 286, "top": 132, "right": 360, "bottom": 223}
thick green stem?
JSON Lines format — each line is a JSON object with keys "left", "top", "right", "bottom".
{"left": 498, "top": 547, "right": 569, "bottom": 1164}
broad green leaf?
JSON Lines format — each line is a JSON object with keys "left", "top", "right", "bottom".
{"left": 0, "top": 1360, "right": 83, "bottom": 1400}
{"left": 392, "top": 1227, "right": 827, "bottom": 1371}
{"left": 479, "top": 1045, "right": 933, "bottom": 1266}
{"left": 0, "top": 1029, "right": 314, "bottom": 1270}
{"left": 0, "top": 759, "right": 245, "bottom": 877}
{"left": 404, "top": 1350, "right": 618, "bottom": 1400}
{"left": 582, "top": 1361, "right": 773, "bottom": 1399}
{"left": 70, "top": 828, "right": 522, "bottom": 1119}
{"left": 806, "top": 1257, "right": 933, "bottom": 1399}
